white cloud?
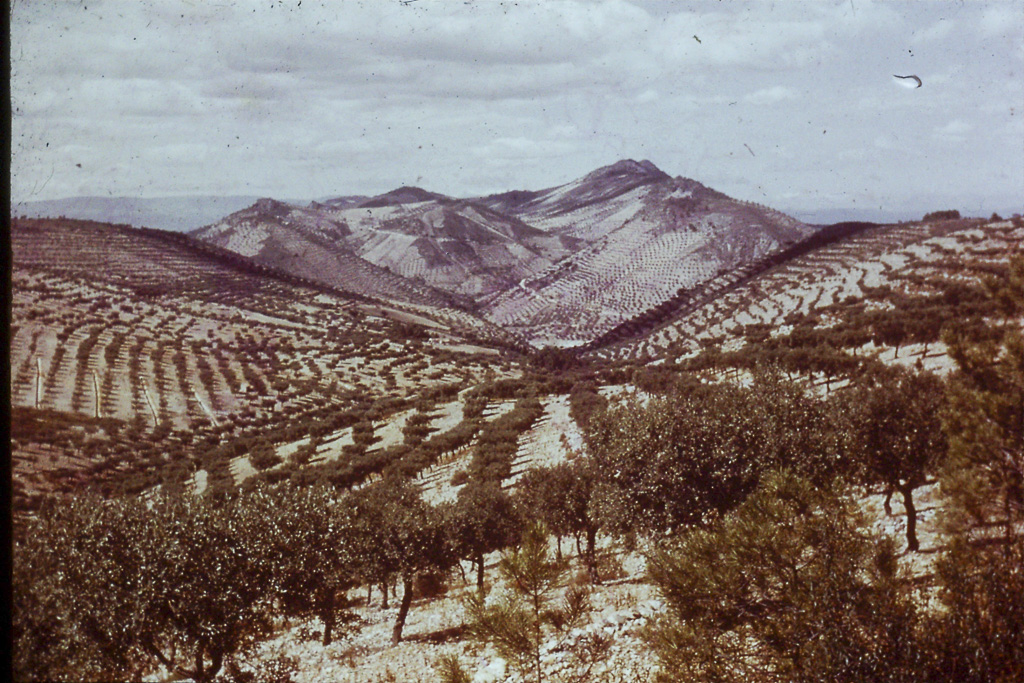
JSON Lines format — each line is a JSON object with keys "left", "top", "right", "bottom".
{"left": 934, "top": 119, "right": 974, "bottom": 142}
{"left": 635, "top": 89, "right": 659, "bottom": 104}
{"left": 979, "top": 5, "right": 1023, "bottom": 37}
{"left": 744, "top": 86, "right": 798, "bottom": 105}
{"left": 911, "top": 19, "right": 955, "bottom": 45}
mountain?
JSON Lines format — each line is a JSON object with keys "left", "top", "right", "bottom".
{"left": 194, "top": 193, "right": 578, "bottom": 304}
{"left": 477, "top": 159, "right": 671, "bottom": 226}
{"left": 475, "top": 161, "right": 814, "bottom": 346}
{"left": 192, "top": 160, "right": 814, "bottom": 348}
{"left": 358, "top": 186, "right": 449, "bottom": 208}
{"left": 191, "top": 198, "right": 465, "bottom": 308}
{"left": 10, "top": 195, "right": 306, "bottom": 232}
{"left": 327, "top": 195, "right": 576, "bottom": 300}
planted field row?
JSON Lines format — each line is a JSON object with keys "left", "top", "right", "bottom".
{"left": 610, "top": 218, "right": 1021, "bottom": 362}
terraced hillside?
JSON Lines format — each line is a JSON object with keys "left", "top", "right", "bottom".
{"left": 9, "top": 218, "right": 522, "bottom": 509}
{"left": 332, "top": 196, "right": 571, "bottom": 300}
{"left": 194, "top": 191, "right": 576, "bottom": 304}
{"left": 604, "top": 216, "right": 1024, "bottom": 367}
{"left": 13, "top": 196, "right": 1024, "bottom": 683}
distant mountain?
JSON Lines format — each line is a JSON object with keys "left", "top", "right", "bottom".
{"left": 191, "top": 198, "right": 469, "bottom": 309}
{"left": 193, "top": 160, "right": 813, "bottom": 347}
{"left": 194, "top": 191, "right": 580, "bottom": 303}
{"left": 10, "top": 195, "right": 310, "bottom": 232}
{"left": 477, "top": 159, "right": 671, "bottom": 222}
{"left": 309, "top": 195, "right": 369, "bottom": 210}
{"left": 476, "top": 160, "right": 814, "bottom": 346}
{"left": 326, "top": 196, "right": 578, "bottom": 300}
{"left": 358, "top": 186, "right": 449, "bottom": 208}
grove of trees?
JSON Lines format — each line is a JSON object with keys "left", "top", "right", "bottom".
{"left": 13, "top": 256, "right": 1024, "bottom": 682}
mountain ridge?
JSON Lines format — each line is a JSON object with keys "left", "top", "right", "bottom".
{"left": 191, "top": 160, "right": 813, "bottom": 347}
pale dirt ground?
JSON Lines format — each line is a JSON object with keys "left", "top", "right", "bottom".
{"left": 147, "top": 541, "right": 662, "bottom": 683}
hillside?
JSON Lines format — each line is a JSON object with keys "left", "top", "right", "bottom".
{"left": 11, "top": 194, "right": 286, "bottom": 232}
{"left": 608, "top": 216, "right": 1024, "bottom": 365}
{"left": 317, "top": 195, "right": 572, "bottom": 301}
{"left": 479, "top": 164, "right": 813, "bottom": 346}
{"left": 194, "top": 192, "right": 576, "bottom": 304}
{"left": 190, "top": 198, "right": 475, "bottom": 309}
{"left": 9, "top": 217, "right": 523, "bottom": 510}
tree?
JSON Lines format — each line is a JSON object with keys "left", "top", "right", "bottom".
{"left": 263, "top": 483, "right": 360, "bottom": 645}
{"left": 137, "top": 490, "right": 279, "bottom": 682}
{"left": 844, "top": 367, "right": 948, "bottom": 551}
{"left": 585, "top": 374, "right": 839, "bottom": 537}
{"left": 13, "top": 495, "right": 156, "bottom": 682}
{"left": 942, "top": 256, "right": 1024, "bottom": 542}
{"left": 464, "top": 522, "right": 605, "bottom": 683}
{"left": 645, "top": 472, "right": 920, "bottom": 683}
{"left": 922, "top": 209, "right": 961, "bottom": 221}
{"left": 920, "top": 536, "right": 1024, "bottom": 682}
{"left": 450, "top": 480, "right": 522, "bottom": 589}
{"left": 13, "top": 490, "right": 279, "bottom": 683}
{"left": 347, "top": 477, "right": 455, "bottom": 644}
{"left": 586, "top": 388, "right": 758, "bottom": 536}
{"left": 517, "top": 459, "right": 601, "bottom": 580}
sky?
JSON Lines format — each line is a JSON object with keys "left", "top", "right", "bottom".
{"left": 10, "top": 0, "right": 1024, "bottom": 219}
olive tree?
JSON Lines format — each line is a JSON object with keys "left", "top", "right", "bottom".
{"left": 451, "top": 480, "right": 522, "bottom": 589}
{"left": 13, "top": 495, "right": 156, "bottom": 682}
{"left": 347, "top": 477, "right": 456, "bottom": 644}
{"left": 585, "top": 374, "right": 838, "bottom": 537}
{"left": 138, "top": 490, "right": 280, "bottom": 682}
{"left": 843, "top": 367, "right": 948, "bottom": 552}
{"left": 263, "top": 483, "right": 361, "bottom": 645}
{"left": 646, "top": 472, "right": 920, "bottom": 683}
{"left": 517, "top": 459, "right": 601, "bottom": 579}
{"left": 13, "top": 489, "right": 280, "bottom": 683}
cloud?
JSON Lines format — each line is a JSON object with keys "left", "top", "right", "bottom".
{"left": 911, "top": 19, "right": 955, "bottom": 45}
{"left": 9, "top": 0, "right": 1024, "bottom": 215}
{"left": 744, "top": 86, "right": 798, "bottom": 105}
{"left": 635, "top": 89, "right": 659, "bottom": 104}
{"left": 979, "top": 5, "right": 1023, "bottom": 37}
{"left": 934, "top": 119, "right": 974, "bottom": 142}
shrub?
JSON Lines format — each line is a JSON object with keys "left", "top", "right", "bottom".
{"left": 464, "top": 522, "right": 607, "bottom": 683}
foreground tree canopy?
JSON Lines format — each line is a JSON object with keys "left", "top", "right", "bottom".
{"left": 584, "top": 373, "right": 846, "bottom": 536}
{"left": 646, "top": 471, "right": 1024, "bottom": 683}
{"left": 13, "top": 477, "right": 451, "bottom": 682}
